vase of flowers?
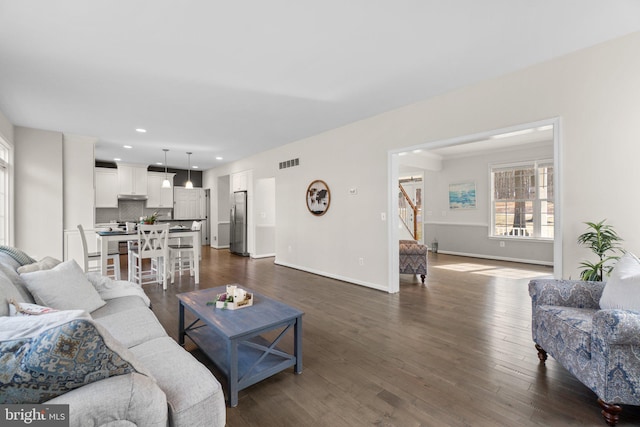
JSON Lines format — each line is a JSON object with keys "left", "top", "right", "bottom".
{"left": 141, "top": 211, "right": 159, "bottom": 224}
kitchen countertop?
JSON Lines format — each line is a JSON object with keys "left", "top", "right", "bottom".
{"left": 158, "top": 218, "right": 206, "bottom": 222}
{"left": 96, "top": 226, "right": 195, "bottom": 236}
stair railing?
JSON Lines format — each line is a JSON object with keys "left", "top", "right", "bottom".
{"left": 399, "top": 184, "right": 419, "bottom": 240}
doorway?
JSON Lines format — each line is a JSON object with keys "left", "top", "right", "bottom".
{"left": 387, "top": 118, "right": 562, "bottom": 293}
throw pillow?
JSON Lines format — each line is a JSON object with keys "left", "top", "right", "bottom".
{"left": 0, "top": 319, "right": 145, "bottom": 404}
{"left": 600, "top": 252, "right": 640, "bottom": 310}
{"left": 17, "top": 256, "right": 61, "bottom": 274}
{"left": 20, "top": 260, "right": 106, "bottom": 313}
{"left": 0, "top": 245, "right": 36, "bottom": 266}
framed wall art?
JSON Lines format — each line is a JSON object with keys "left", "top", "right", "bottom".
{"left": 306, "top": 180, "right": 331, "bottom": 216}
{"left": 449, "top": 181, "right": 476, "bottom": 210}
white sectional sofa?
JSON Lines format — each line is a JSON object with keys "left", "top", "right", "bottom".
{"left": 0, "top": 247, "right": 225, "bottom": 427}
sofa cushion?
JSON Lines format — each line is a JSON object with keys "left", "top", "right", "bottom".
{"left": 0, "top": 263, "right": 36, "bottom": 313}
{"left": 90, "top": 295, "right": 149, "bottom": 317}
{"left": 0, "top": 252, "right": 21, "bottom": 270}
{"left": 17, "top": 256, "right": 61, "bottom": 274}
{"left": 46, "top": 373, "right": 168, "bottom": 427}
{"left": 86, "top": 272, "right": 151, "bottom": 307}
{"left": 129, "top": 337, "right": 225, "bottom": 427}
{"left": 20, "top": 260, "right": 106, "bottom": 312}
{"left": 92, "top": 297, "right": 167, "bottom": 348}
{"left": 600, "top": 252, "right": 640, "bottom": 310}
{"left": 0, "top": 319, "right": 149, "bottom": 404}
{"left": 0, "top": 270, "right": 30, "bottom": 317}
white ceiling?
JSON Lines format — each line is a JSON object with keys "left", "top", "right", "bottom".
{"left": 1, "top": 1, "right": 639, "bottom": 170}
{"left": 398, "top": 124, "right": 554, "bottom": 174}
{"left": 428, "top": 126, "right": 555, "bottom": 159}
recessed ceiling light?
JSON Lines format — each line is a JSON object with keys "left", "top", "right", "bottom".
{"left": 192, "top": 166, "right": 199, "bottom": 169}
{"left": 114, "top": 158, "right": 121, "bottom": 161}
{"left": 124, "top": 145, "right": 133, "bottom": 149}
{"left": 135, "top": 128, "right": 147, "bottom": 133}
{"left": 215, "top": 156, "right": 223, "bottom": 160}
{"left": 155, "top": 162, "right": 163, "bottom": 165}
{"left": 413, "top": 149, "right": 422, "bottom": 154}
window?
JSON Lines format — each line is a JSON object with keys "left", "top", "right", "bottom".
{"left": 0, "top": 139, "right": 9, "bottom": 245}
{"left": 491, "top": 160, "right": 554, "bottom": 239}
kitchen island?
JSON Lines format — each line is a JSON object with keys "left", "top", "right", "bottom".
{"left": 96, "top": 227, "right": 201, "bottom": 285}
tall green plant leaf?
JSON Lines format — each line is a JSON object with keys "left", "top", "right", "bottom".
{"left": 577, "top": 219, "right": 622, "bottom": 281}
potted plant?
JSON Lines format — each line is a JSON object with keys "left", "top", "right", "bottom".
{"left": 142, "top": 211, "right": 159, "bottom": 224}
{"left": 577, "top": 219, "right": 623, "bottom": 281}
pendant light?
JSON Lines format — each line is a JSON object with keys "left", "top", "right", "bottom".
{"left": 185, "top": 152, "right": 194, "bottom": 189}
{"left": 161, "top": 149, "right": 171, "bottom": 188}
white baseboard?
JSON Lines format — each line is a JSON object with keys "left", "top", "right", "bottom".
{"left": 211, "top": 244, "right": 230, "bottom": 249}
{"left": 251, "top": 253, "right": 275, "bottom": 259}
{"left": 274, "top": 260, "right": 390, "bottom": 293}
{"left": 434, "top": 250, "right": 553, "bottom": 266}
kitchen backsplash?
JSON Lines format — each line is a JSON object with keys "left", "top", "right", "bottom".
{"left": 96, "top": 200, "right": 172, "bottom": 224}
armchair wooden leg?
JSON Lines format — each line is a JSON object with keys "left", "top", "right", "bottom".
{"left": 598, "top": 398, "right": 622, "bottom": 426}
{"left": 420, "top": 274, "right": 426, "bottom": 284}
{"left": 535, "top": 344, "right": 547, "bottom": 363}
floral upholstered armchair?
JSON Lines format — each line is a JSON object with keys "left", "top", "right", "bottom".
{"left": 399, "top": 240, "right": 427, "bottom": 284}
{"left": 529, "top": 275, "right": 640, "bottom": 426}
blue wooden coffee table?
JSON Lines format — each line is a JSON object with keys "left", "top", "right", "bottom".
{"left": 177, "top": 286, "right": 303, "bottom": 407}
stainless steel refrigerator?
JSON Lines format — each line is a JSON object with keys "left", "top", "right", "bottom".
{"left": 230, "top": 191, "right": 249, "bottom": 256}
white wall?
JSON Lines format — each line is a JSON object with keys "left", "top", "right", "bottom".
{"left": 13, "top": 128, "right": 95, "bottom": 262}
{"left": 207, "top": 31, "right": 640, "bottom": 287}
{"left": 423, "top": 142, "right": 554, "bottom": 264}
{"left": 254, "top": 177, "right": 276, "bottom": 258}
{"left": 0, "top": 111, "right": 13, "bottom": 145}
{"left": 0, "top": 111, "right": 14, "bottom": 246}
{"left": 206, "top": 126, "right": 393, "bottom": 291}
{"left": 63, "top": 134, "right": 97, "bottom": 265}
{"left": 14, "top": 127, "right": 64, "bottom": 259}
{"left": 63, "top": 134, "right": 96, "bottom": 230}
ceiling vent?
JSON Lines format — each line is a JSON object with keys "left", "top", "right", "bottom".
{"left": 279, "top": 158, "right": 300, "bottom": 170}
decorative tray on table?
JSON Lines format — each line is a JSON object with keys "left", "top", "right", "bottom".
{"left": 208, "top": 284, "right": 253, "bottom": 310}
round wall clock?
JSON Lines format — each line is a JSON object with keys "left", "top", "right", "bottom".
{"left": 306, "top": 180, "right": 331, "bottom": 216}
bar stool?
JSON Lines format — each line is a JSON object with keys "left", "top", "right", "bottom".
{"left": 169, "top": 221, "right": 200, "bottom": 283}
{"left": 78, "top": 224, "right": 121, "bottom": 280}
{"left": 128, "top": 223, "right": 170, "bottom": 290}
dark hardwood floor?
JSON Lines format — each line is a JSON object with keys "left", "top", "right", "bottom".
{"left": 139, "top": 247, "right": 640, "bottom": 426}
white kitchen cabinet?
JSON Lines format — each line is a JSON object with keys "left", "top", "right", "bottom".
{"left": 146, "top": 172, "right": 175, "bottom": 208}
{"left": 174, "top": 187, "right": 205, "bottom": 219}
{"left": 117, "top": 163, "right": 148, "bottom": 196}
{"left": 231, "top": 171, "right": 248, "bottom": 192}
{"left": 95, "top": 167, "right": 118, "bottom": 208}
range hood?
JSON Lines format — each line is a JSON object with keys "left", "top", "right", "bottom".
{"left": 117, "top": 194, "right": 148, "bottom": 201}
